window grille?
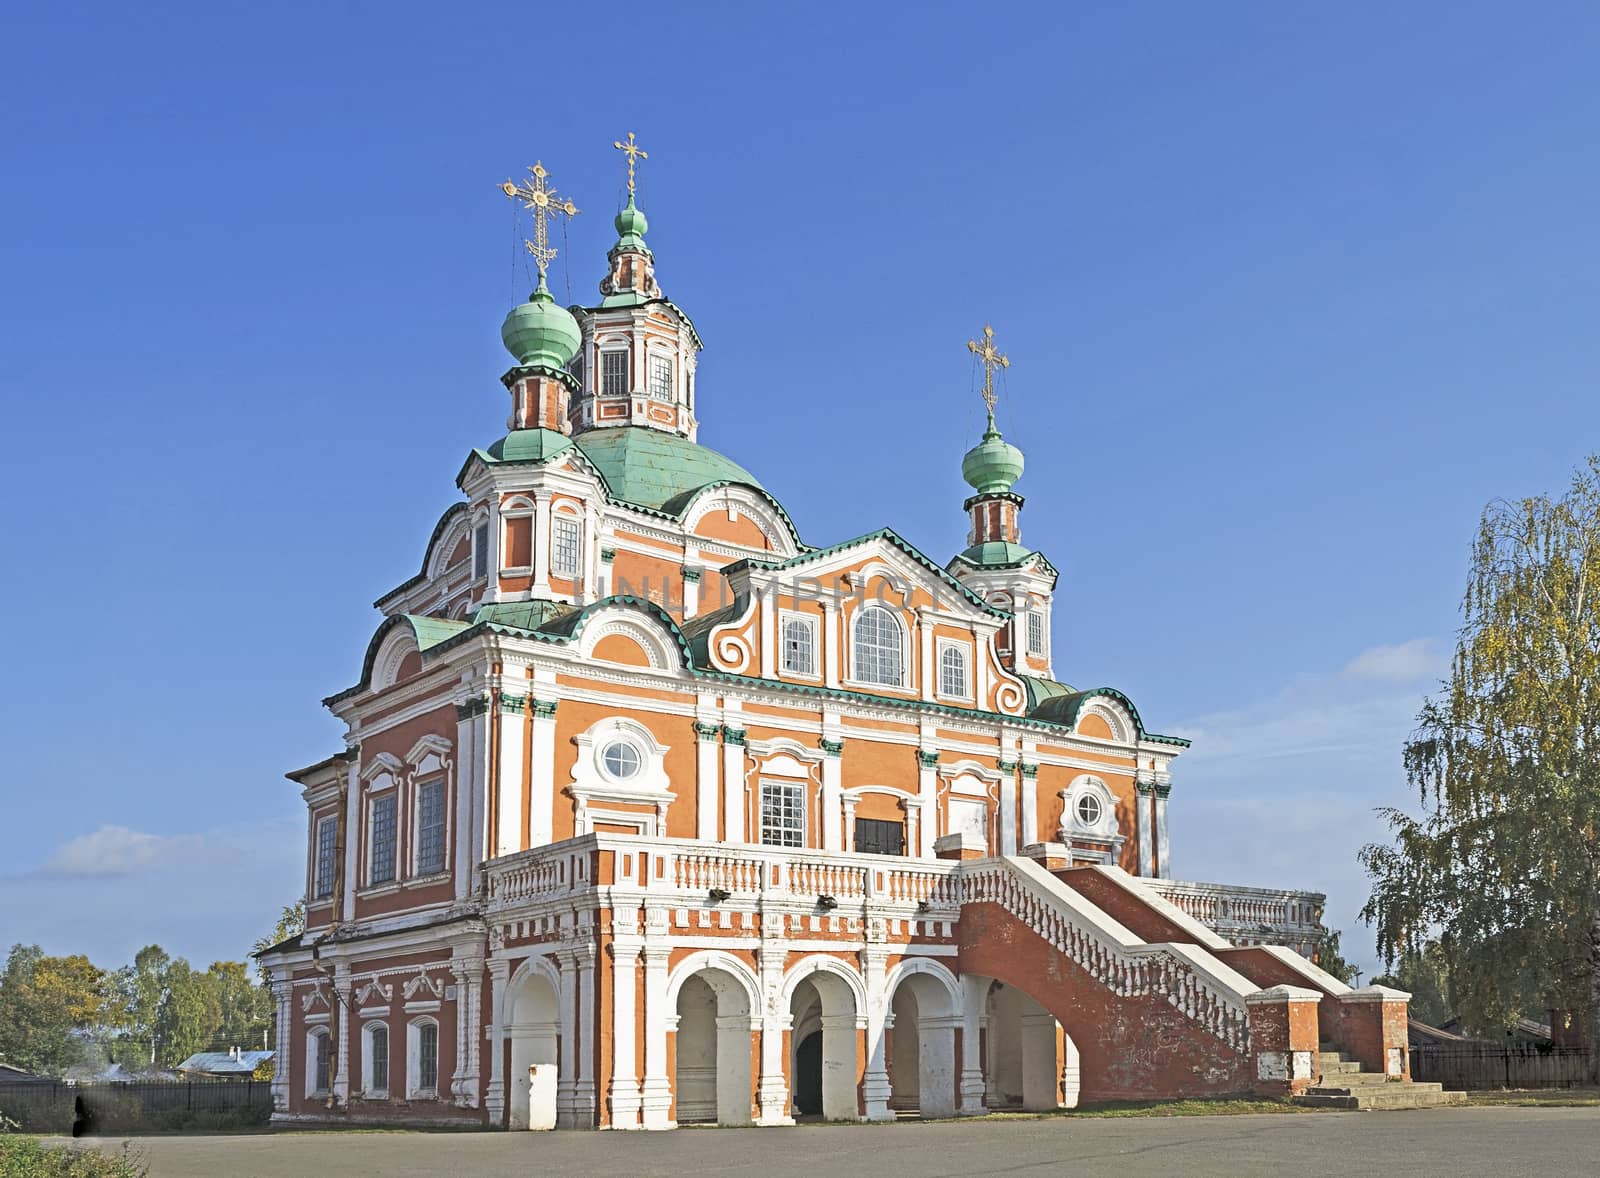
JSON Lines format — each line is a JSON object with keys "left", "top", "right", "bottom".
{"left": 601, "top": 350, "right": 629, "bottom": 396}
{"left": 314, "top": 817, "right": 337, "bottom": 899}
{"left": 551, "top": 516, "right": 582, "bottom": 577}
{"left": 649, "top": 354, "right": 674, "bottom": 400}
{"left": 1027, "top": 611, "right": 1045, "bottom": 655}
{"left": 418, "top": 1023, "right": 438, "bottom": 1092}
{"left": 760, "top": 780, "right": 804, "bottom": 848}
{"left": 416, "top": 780, "right": 445, "bottom": 875}
{"left": 781, "top": 616, "right": 814, "bottom": 675}
{"left": 369, "top": 1025, "right": 388, "bottom": 1093}
{"left": 852, "top": 607, "right": 903, "bottom": 686}
{"left": 370, "top": 795, "right": 397, "bottom": 885}
{"left": 473, "top": 523, "right": 489, "bottom": 580}
{"left": 314, "top": 1031, "right": 330, "bottom": 1094}
{"left": 939, "top": 644, "right": 968, "bottom": 697}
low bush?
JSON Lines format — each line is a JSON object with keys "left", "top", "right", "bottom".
{"left": 0, "top": 1135, "right": 147, "bottom": 1177}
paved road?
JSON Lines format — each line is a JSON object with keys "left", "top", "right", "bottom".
{"left": 62, "top": 1107, "right": 1600, "bottom": 1178}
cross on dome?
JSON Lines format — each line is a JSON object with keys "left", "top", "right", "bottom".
{"left": 967, "top": 324, "right": 1010, "bottom": 419}
{"left": 613, "top": 131, "right": 648, "bottom": 195}
{"left": 501, "top": 161, "right": 581, "bottom": 279}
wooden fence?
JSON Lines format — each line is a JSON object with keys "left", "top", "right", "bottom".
{"left": 0, "top": 1079, "right": 272, "bottom": 1133}
{"left": 1411, "top": 1043, "right": 1591, "bottom": 1090}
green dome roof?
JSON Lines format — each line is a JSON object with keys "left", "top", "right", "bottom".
{"left": 961, "top": 415, "right": 1025, "bottom": 495}
{"left": 573, "top": 427, "right": 762, "bottom": 511}
{"left": 501, "top": 276, "right": 582, "bottom": 370}
{"left": 613, "top": 193, "right": 649, "bottom": 251}
{"left": 484, "top": 428, "right": 574, "bottom": 464}
{"left": 953, "top": 540, "right": 1038, "bottom": 568}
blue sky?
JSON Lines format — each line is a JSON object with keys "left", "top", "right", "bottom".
{"left": 3, "top": 2, "right": 1598, "bottom": 978}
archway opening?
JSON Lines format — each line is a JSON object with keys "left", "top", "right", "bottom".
{"left": 982, "top": 980, "right": 1078, "bottom": 1111}
{"left": 673, "top": 968, "right": 753, "bottom": 1126}
{"left": 788, "top": 970, "right": 859, "bottom": 1121}
{"left": 505, "top": 968, "right": 560, "bottom": 1130}
{"left": 887, "top": 971, "right": 956, "bottom": 1119}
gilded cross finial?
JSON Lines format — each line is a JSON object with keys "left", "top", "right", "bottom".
{"left": 501, "top": 161, "right": 581, "bottom": 279}
{"left": 613, "top": 132, "right": 648, "bottom": 195}
{"left": 967, "top": 324, "right": 1010, "bottom": 418}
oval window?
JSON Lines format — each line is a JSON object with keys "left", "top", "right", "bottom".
{"left": 1076, "top": 794, "right": 1103, "bottom": 827}
{"left": 600, "top": 739, "right": 642, "bottom": 781}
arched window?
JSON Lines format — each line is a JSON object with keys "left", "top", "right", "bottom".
{"left": 781, "top": 614, "right": 815, "bottom": 676}
{"left": 852, "top": 606, "right": 904, "bottom": 687}
{"left": 938, "top": 642, "right": 968, "bottom": 698}
{"left": 364, "top": 1022, "right": 389, "bottom": 1096}
{"left": 408, "top": 1018, "right": 439, "bottom": 1098}
{"left": 307, "top": 1027, "right": 331, "bottom": 1097}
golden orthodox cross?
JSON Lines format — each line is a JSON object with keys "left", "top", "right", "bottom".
{"left": 613, "top": 132, "right": 648, "bottom": 194}
{"left": 501, "top": 161, "right": 580, "bottom": 277}
{"left": 967, "top": 324, "right": 1010, "bottom": 415}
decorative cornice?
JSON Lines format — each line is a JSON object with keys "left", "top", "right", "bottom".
{"left": 1019, "top": 762, "right": 1040, "bottom": 779}
{"left": 531, "top": 699, "right": 559, "bottom": 719}
{"left": 693, "top": 721, "right": 722, "bottom": 740}
{"left": 455, "top": 696, "right": 489, "bottom": 721}
{"left": 723, "top": 728, "right": 747, "bottom": 747}
{"left": 499, "top": 693, "right": 527, "bottom": 715}
{"left": 820, "top": 738, "right": 845, "bottom": 757}
{"left": 681, "top": 567, "right": 702, "bottom": 583}
{"left": 916, "top": 750, "right": 940, "bottom": 769}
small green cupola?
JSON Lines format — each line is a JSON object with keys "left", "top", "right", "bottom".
{"left": 961, "top": 412, "right": 1025, "bottom": 495}
{"left": 613, "top": 192, "right": 650, "bottom": 254}
{"left": 501, "top": 274, "right": 583, "bottom": 371}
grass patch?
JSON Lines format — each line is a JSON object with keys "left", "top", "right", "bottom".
{"left": 967, "top": 1096, "right": 1304, "bottom": 1119}
{"left": 0, "top": 1136, "right": 147, "bottom": 1177}
{"left": 1458, "top": 1089, "right": 1600, "bottom": 1108}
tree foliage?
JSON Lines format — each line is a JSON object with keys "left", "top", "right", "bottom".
{"left": 0, "top": 944, "right": 106, "bottom": 1075}
{"left": 1362, "top": 457, "right": 1600, "bottom": 1043}
{"left": 1314, "top": 927, "right": 1360, "bottom": 985}
{"left": 1372, "top": 940, "right": 1453, "bottom": 1028}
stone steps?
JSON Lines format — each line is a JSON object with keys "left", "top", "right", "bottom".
{"left": 1294, "top": 1047, "right": 1463, "bottom": 1110}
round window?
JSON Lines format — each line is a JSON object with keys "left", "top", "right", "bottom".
{"left": 600, "top": 740, "right": 642, "bottom": 781}
{"left": 1075, "top": 794, "right": 1103, "bottom": 827}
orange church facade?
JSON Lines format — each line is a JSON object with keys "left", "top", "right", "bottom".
{"left": 258, "top": 151, "right": 1415, "bottom": 1129}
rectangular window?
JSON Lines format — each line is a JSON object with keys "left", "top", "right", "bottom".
{"left": 649, "top": 354, "right": 674, "bottom": 400}
{"left": 601, "top": 350, "right": 629, "bottom": 396}
{"left": 369, "top": 794, "right": 397, "bottom": 885}
{"left": 314, "top": 1032, "right": 330, "bottom": 1094}
{"left": 759, "top": 780, "right": 805, "bottom": 848}
{"left": 416, "top": 779, "right": 446, "bottom": 876}
{"left": 418, "top": 1023, "right": 439, "bottom": 1092}
{"left": 855, "top": 817, "right": 905, "bottom": 857}
{"left": 781, "top": 615, "right": 815, "bottom": 676}
{"left": 369, "top": 1025, "right": 388, "bottom": 1094}
{"left": 313, "top": 816, "right": 337, "bottom": 900}
{"left": 551, "top": 516, "right": 582, "bottom": 578}
{"left": 1027, "top": 611, "right": 1045, "bottom": 656}
{"left": 473, "top": 522, "right": 490, "bottom": 580}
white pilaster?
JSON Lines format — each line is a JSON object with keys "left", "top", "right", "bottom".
{"left": 332, "top": 963, "right": 351, "bottom": 1106}
{"left": 754, "top": 944, "right": 793, "bottom": 1125}
{"left": 270, "top": 980, "right": 292, "bottom": 1112}
{"left": 820, "top": 734, "right": 844, "bottom": 852}
{"left": 572, "top": 944, "right": 597, "bottom": 1125}
{"left": 528, "top": 692, "right": 558, "bottom": 849}
{"left": 639, "top": 934, "right": 674, "bottom": 1129}
{"left": 722, "top": 723, "right": 747, "bottom": 843}
{"left": 1020, "top": 761, "right": 1039, "bottom": 848}
{"left": 531, "top": 494, "right": 552, "bottom": 597}
{"left": 918, "top": 611, "right": 935, "bottom": 702}
{"left": 916, "top": 749, "right": 939, "bottom": 858}
{"left": 695, "top": 713, "right": 721, "bottom": 842}
{"left": 1136, "top": 780, "right": 1155, "bottom": 877}
{"left": 821, "top": 598, "right": 841, "bottom": 689}
{"left": 682, "top": 568, "right": 700, "bottom": 618}
{"left": 555, "top": 949, "right": 578, "bottom": 1127}
{"left": 998, "top": 762, "right": 1018, "bottom": 856}
{"left": 485, "top": 956, "right": 510, "bottom": 1124}
{"left": 860, "top": 940, "right": 892, "bottom": 1121}
{"left": 958, "top": 974, "right": 987, "bottom": 1115}
{"left": 453, "top": 698, "right": 477, "bottom": 903}
{"left": 342, "top": 754, "right": 360, "bottom": 916}
{"left": 495, "top": 694, "right": 526, "bottom": 858}
{"left": 1154, "top": 780, "right": 1171, "bottom": 878}
{"left": 608, "top": 938, "right": 642, "bottom": 1128}
{"left": 450, "top": 952, "right": 485, "bottom": 1107}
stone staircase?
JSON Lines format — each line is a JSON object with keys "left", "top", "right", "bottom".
{"left": 1292, "top": 1047, "right": 1462, "bottom": 1110}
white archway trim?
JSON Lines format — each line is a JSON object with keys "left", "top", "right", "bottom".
{"left": 499, "top": 952, "right": 564, "bottom": 1026}
{"left": 681, "top": 485, "right": 800, "bottom": 557}
{"left": 576, "top": 606, "right": 685, "bottom": 673}
{"left": 406, "top": 733, "right": 453, "bottom": 774}
{"left": 778, "top": 955, "right": 868, "bottom": 1013}
{"left": 664, "top": 950, "right": 763, "bottom": 1023}
{"left": 425, "top": 508, "right": 472, "bottom": 581}
{"left": 884, "top": 957, "right": 962, "bottom": 1017}
{"left": 570, "top": 717, "right": 674, "bottom": 836}
{"left": 1079, "top": 700, "right": 1134, "bottom": 744}
{"left": 841, "top": 785, "right": 919, "bottom": 805}
{"left": 371, "top": 627, "right": 421, "bottom": 692}
{"left": 362, "top": 751, "right": 404, "bottom": 785}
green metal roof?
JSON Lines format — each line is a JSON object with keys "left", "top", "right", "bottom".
{"left": 1019, "top": 675, "right": 1077, "bottom": 711}
{"left": 571, "top": 427, "right": 763, "bottom": 511}
{"left": 954, "top": 541, "right": 1038, "bottom": 567}
{"left": 482, "top": 429, "right": 574, "bottom": 464}
{"left": 472, "top": 600, "right": 578, "bottom": 630}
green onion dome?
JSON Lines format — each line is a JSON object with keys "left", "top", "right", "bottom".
{"left": 501, "top": 274, "right": 582, "bottom": 370}
{"left": 961, "top": 414, "right": 1025, "bottom": 495}
{"left": 613, "top": 193, "right": 649, "bottom": 251}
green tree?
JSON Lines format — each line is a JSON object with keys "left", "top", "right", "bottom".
{"left": 1315, "top": 927, "right": 1360, "bottom": 985}
{"left": 115, "top": 945, "right": 172, "bottom": 1068}
{"left": 1372, "top": 940, "right": 1452, "bottom": 1028}
{"left": 154, "top": 959, "right": 221, "bottom": 1068}
{"left": 0, "top": 943, "right": 106, "bottom": 1075}
{"left": 1362, "top": 457, "right": 1600, "bottom": 1076}
{"left": 207, "top": 961, "right": 271, "bottom": 1052}
{"left": 251, "top": 902, "right": 305, "bottom": 987}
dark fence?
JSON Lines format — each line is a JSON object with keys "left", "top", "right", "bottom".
{"left": 1412, "top": 1043, "right": 1591, "bottom": 1090}
{"left": 0, "top": 1079, "right": 272, "bottom": 1133}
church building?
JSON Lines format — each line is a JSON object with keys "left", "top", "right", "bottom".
{"left": 258, "top": 140, "right": 1420, "bottom": 1128}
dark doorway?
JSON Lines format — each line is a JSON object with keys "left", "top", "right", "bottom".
{"left": 855, "top": 817, "right": 904, "bottom": 856}
{"left": 794, "top": 1031, "right": 823, "bottom": 1116}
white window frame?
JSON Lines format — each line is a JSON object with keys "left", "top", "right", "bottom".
{"left": 779, "top": 610, "right": 817, "bottom": 678}
{"left": 312, "top": 815, "right": 338, "bottom": 901}
{"left": 551, "top": 512, "right": 583, "bottom": 579}
{"left": 363, "top": 1021, "right": 390, "bottom": 1098}
{"left": 367, "top": 792, "right": 398, "bottom": 887}
{"left": 648, "top": 352, "right": 674, "bottom": 401}
{"left": 936, "top": 639, "right": 971, "bottom": 701}
{"left": 759, "top": 779, "right": 805, "bottom": 849}
{"left": 598, "top": 736, "right": 643, "bottom": 783}
{"left": 499, "top": 495, "right": 535, "bottom": 575}
{"left": 600, "top": 348, "right": 629, "bottom": 397}
{"left": 407, "top": 1017, "right": 440, "bottom": 1099}
{"left": 472, "top": 519, "right": 491, "bottom": 582}
{"left": 306, "top": 1027, "right": 331, "bottom": 1098}
{"left": 1027, "top": 610, "right": 1046, "bottom": 657}
{"left": 412, "top": 776, "right": 448, "bottom": 878}
{"left": 850, "top": 605, "right": 906, "bottom": 689}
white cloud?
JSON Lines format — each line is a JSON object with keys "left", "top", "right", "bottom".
{"left": 34, "top": 825, "right": 207, "bottom": 879}
{"left": 1341, "top": 638, "right": 1442, "bottom": 683}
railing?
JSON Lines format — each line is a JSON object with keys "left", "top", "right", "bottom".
{"left": 962, "top": 858, "right": 1254, "bottom": 1052}
{"left": 1412, "top": 1043, "right": 1591, "bottom": 1090}
{"left": 1145, "top": 878, "right": 1325, "bottom": 952}
{"left": 486, "top": 834, "right": 962, "bottom": 913}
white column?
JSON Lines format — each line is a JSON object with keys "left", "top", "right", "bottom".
{"left": 918, "top": 610, "right": 935, "bottom": 702}
{"left": 531, "top": 494, "right": 552, "bottom": 597}
{"left": 916, "top": 750, "right": 939, "bottom": 857}
{"left": 820, "top": 739, "right": 844, "bottom": 852}
{"left": 1136, "top": 780, "right": 1155, "bottom": 877}
{"left": 958, "top": 975, "right": 987, "bottom": 1115}
{"left": 722, "top": 727, "right": 747, "bottom": 842}
{"left": 553, "top": 950, "right": 578, "bottom": 1127}
{"left": 759, "top": 594, "right": 777, "bottom": 679}
{"left": 495, "top": 694, "right": 526, "bottom": 858}
{"left": 918, "top": 1015, "right": 959, "bottom": 1119}
{"left": 998, "top": 764, "right": 1018, "bottom": 856}
{"left": 528, "top": 696, "right": 558, "bottom": 848}
{"left": 450, "top": 953, "right": 484, "bottom": 1107}
{"left": 485, "top": 957, "right": 510, "bottom": 1125}
{"left": 682, "top": 568, "right": 700, "bottom": 618}
{"left": 572, "top": 945, "right": 597, "bottom": 1125}
{"left": 332, "top": 963, "right": 351, "bottom": 1106}
{"left": 342, "top": 754, "right": 360, "bottom": 916}
{"left": 860, "top": 944, "right": 892, "bottom": 1121}
{"left": 453, "top": 698, "right": 478, "bottom": 903}
{"left": 842, "top": 796, "right": 859, "bottom": 851}
{"left": 608, "top": 939, "right": 642, "bottom": 1128}
{"left": 483, "top": 494, "right": 502, "bottom": 604}
{"left": 754, "top": 945, "right": 792, "bottom": 1125}
{"left": 639, "top": 940, "right": 674, "bottom": 1129}
{"left": 270, "top": 980, "right": 293, "bottom": 1112}
{"left": 1154, "top": 781, "right": 1172, "bottom": 878}
{"left": 821, "top": 598, "right": 841, "bottom": 689}
{"left": 1020, "top": 765, "right": 1039, "bottom": 847}
{"left": 695, "top": 720, "right": 721, "bottom": 842}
